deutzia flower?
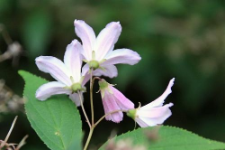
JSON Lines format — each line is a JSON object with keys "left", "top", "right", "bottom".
{"left": 99, "top": 79, "right": 134, "bottom": 123}
{"left": 127, "top": 78, "right": 175, "bottom": 127}
{"left": 35, "top": 40, "right": 89, "bottom": 106}
{"left": 74, "top": 20, "right": 141, "bottom": 78}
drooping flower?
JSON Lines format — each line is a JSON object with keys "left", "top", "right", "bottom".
{"left": 127, "top": 78, "right": 175, "bottom": 127}
{"left": 35, "top": 40, "right": 89, "bottom": 106}
{"left": 74, "top": 20, "right": 141, "bottom": 78}
{"left": 98, "top": 79, "right": 134, "bottom": 123}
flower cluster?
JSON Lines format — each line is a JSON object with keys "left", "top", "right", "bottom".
{"left": 35, "top": 19, "right": 174, "bottom": 128}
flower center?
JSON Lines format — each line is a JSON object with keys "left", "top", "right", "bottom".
{"left": 88, "top": 60, "right": 99, "bottom": 69}
{"left": 71, "top": 83, "right": 82, "bottom": 93}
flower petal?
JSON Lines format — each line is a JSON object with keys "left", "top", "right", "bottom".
{"left": 36, "top": 56, "right": 72, "bottom": 86}
{"left": 36, "top": 81, "right": 71, "bottom": 100}
{"left": 95, "top": 22, "right": 122, "bottom": 60}
{"left": 69, "top": 93, "right": 83, "bottom": 107}
{"left": 74, "top": 20, "right": 96, "bottom": 60}
{"left": 137, "top": 117, "right": 158, "bottom": 127}
{"left": 80, "top": 64, "right": 91, "bottom": 86}
{"left": 142, "top": 78, "right": 175, "bottom": 110}
{"left": 101, "top": 90, "right": 123, "bottom": 123}
{"left": 82, "top": 64, "right": 118, "bottom": 78}
{"left": 137, "top": 104, "right": 173, "bottom": 127}
{"left": 93, "top": 65, "right": 118, "bottom": 78}
{"left": 111, "top": 86, "right": 134, "bottom": 110}
{"left": 135, "top": 117, "right": 148, "bottom": 127}
{"left": 81, "top": 72, "right": 91, "bottom": 86}
{"left": 81, "top": 63, "right": 89, "bottom": 76}
{"left": 102, "top": 49, "right": 141, "bottom": 66}
{"left": 64, "top": 40, "right": 83, "bottom": 83}
{"left": 138, "top": 103, "right": 173, "bottom": 118}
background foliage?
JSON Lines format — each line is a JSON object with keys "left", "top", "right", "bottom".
{"left": 1, "top": 0, "right": 225, "bottom": 149}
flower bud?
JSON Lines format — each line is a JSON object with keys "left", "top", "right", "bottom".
{"left": 98, "top": 79, "right": 134, "bottom": 123}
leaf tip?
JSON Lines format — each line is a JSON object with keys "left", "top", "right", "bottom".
{"left": 18, "top": 70, "right": 28, "bottom": 78}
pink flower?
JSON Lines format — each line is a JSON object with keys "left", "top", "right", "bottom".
{"left": 74, "top": 20, "right": 141, "bottom": 78}
{"left": 99, "top": 79, "right": 134, "bottom": 123}
{"left": 35, "top": 40, "right": 89, "bottom": 106}
{"left": 127, "top": 78, "right": 175, "bottom": 127}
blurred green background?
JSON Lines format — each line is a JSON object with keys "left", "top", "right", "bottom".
{"left": 1, "top": 0, "right": 225, "bottom": 149}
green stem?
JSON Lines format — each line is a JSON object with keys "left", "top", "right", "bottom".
{"left": 83, "top": 70, "right": 122, "bottom": 149}
{"left": 83, "top": 109, "right": 124, "bottom": 149}
{"left": 83, "top": 127, "right": 94, "bottom": 150}
{"left": 78, "top": 92, "right": 91, "bottom": 128}
{"left": 90, "top": 69, "right": 95, "bottom": 125}
{"left": 83, "top": 69, "right": 96, "bottom": 150}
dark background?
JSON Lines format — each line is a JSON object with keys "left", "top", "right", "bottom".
{"left": 1, "top": 0, "right": 225, "bottom": 149}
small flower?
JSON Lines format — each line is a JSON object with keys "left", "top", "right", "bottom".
{"left": 127, "top": 78, "right": 175, "bottom": 127}
{"left": 99, "top": 79, "right": 134, "bottom": 123}
{"left": 35, "top": 40, "right": 89, "bottom": 106}
{"left": 74, "top": 20, "right": 141, "bottom": 78}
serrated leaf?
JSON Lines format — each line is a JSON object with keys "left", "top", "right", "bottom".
{"left": 19, "top": 70, "right": 82, "bottom": 150}
{"left": 100, "top": 126, "right": 225, "bottom": 150}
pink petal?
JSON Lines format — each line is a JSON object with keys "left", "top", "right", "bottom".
{"left": 136, "top": 103, "right": 173, "bottom": 127}
{"left": 36, "top": 56, "right": 72, "bottom": 86}
{"left": 135, "top": 118, "right": 148, "bottom": 127}
{"left": 74, "top": 20, "right": 96, "bottom": 60}
{"left": 102, "top": 49, "right": 141, "bottom": 66}
{"left": 36, "top": 81, "right": 71, "bottom": 100}
{"left": 81, "top": 63, "right": 89, "bottom": 76}
{"left": 81, "top": 64, "right": 91, "bottom": 85}
{"left": 138, "top": 103, "right": 173, "bottom": 118}
{"left": 95, "top": 22, "right": 122, "bottom": 61}
{"left": 137, "top": 117, "right": 158, "bottom": 127}
{"left": 81, "top": 72, "right": 91, "bottom": 86}
{"left": 142, "top": 78, "right": 175, "bottom": 110}
{"left": 69, "top": 93, "right": 83, "bottom": 107}
{"left": 93, "top": 65, "right": 118, "bottom": 78}
{"left": 111, "top": 86, "right": 134, "bottom": 110}
{"left": 82, "top": 64, "right": 118, "bottom": 78}
{"left": 101, "top": 90, "right": 123, "bottom": 123}
{"left": 64, "top": 40, "right": 83, "bottom": 83}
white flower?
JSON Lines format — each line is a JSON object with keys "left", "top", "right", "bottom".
{"left": 127, "top": 78, "right": 175, "bottom": 127}
{"left": 35, "top": 40, "right": 89, "bottom": 106}
{"left": 74, "top": 20, "right": 141, "bottom": 78}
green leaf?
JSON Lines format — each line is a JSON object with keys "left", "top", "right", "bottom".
{"left": 19, "top": 70, "right": 82, "bottom": 150}
{"left": 100, "top": 126, "right": 225, "bottom": 150}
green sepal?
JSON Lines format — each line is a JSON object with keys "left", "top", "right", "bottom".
{"left": 127, "top": 109, "right": 137, "bottom": 120}
{"left": 99, "top": 79, "right": 109, "bottom": 90}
